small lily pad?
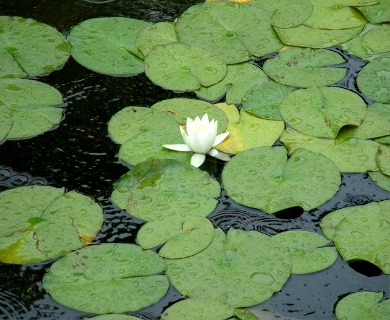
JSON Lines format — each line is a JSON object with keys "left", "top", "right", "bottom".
{"left": 273, "top": 230, "right": 337, "bottom": 274}
{"left": 137, "top": 216, "right": 215, "bottom": 259}
{"left": 263, "top": 48, "right": 346, "bottom": 88}
{"left": 357, "top": 0, "right": 390, "bottom": 23}
{"left": 369, "top": 172, "right": 390, "bottom": 191}
{"left": 357, "top": 53, "right": 390, "bottom": 103}
{"left": 241, "top": 81, "right": 296, "bottom": 121}
{"left": 111, "top": 159, "right": 220, "bottom": 221}
{"left": 0, "top": 186, "right": 103, "bottom": 264}
{"left": 43, "top": 243, "right": 169, "bottom": 314}
{"left": 215, "top": 103, "right": 284, "bottom": 154}
{"left": 335, "top": 291, "right": 390, "bottom": 320}
{"left": 280, "top": 87, "right": 367, "bottom": 138}
{"left": 377, "top": 145, "right": 390, "bottom": 175}
{"left": 195, "top": 62, "right": 268, "bottom": 104}
{"left": 0, "top": 78, "right": 63, "bottom": 141}
{"left": 320, "top": 200, "right": 390, "bottom": 274}
{"left": 85, "top": 315, "right": 142, "bottom": 320}
{"left": 222, "top": 146, "right": 340, "bottom": 214}
{"left": 68, "top": 17, "right": 150, "bottom": 76}
{"left": 0, "top": 16, "right": 70, "bottom": 78}
{"left": 144, "top": 42, "right": 227, "bottom": 92}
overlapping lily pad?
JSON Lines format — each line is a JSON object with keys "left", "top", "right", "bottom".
{"left": 357, "top": 53, "right": 390, "bottom": 103}
{"left": 166, "top": 228, "right": 292, "bottom": 308}
{"left": 320, "top": 200, "right": 390, "bottom": 274}
{"left": 280, "top": 87, "right": 367, "bottom": 138}
{"left": 262, "top": 48, "right": 346, "bottom": 88}
{"left": 0, "top": 78, "right": 64, "bottom": 141}
{"left": 0, "top": 186, "right": 103, "bottom": 264}
{"left": 111, "top": 159, "right": 220, "bottom": 221}
{"left": 43, "top": 243, "right": 169, "bottom": 313}
{"left": 369, "top": 171, "right": 390, "bottom": 191}
{"left": 335, "top": 291, "right": 390, "bottom": 320}
{"left": 357, "top": 0, "right": 390, "bottom": 23}
{"left": 68, "top": 17, "right": 150, "bottom": 76}
{"left": 0, "top": 16, "right": 70, "bottom": 78}
{"left": 85, "top": 315, "right": 142, "bottom": 320}
{"left": 215, "top": 103, "right": 284, "bottom": 154}
{"left": 222, "top": 146, "right": 341, "bottom": 214}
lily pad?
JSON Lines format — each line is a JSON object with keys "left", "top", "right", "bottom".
{"left": 175, "top": 2, "right": 283, "bottom": 64}
{"left": 0, "top": 16, "right": 70, "bottom": 78}
{"left": 195, "top": 62, "right": 268, "bottom": 104}
{"left": 0, "top": 186, "right": 103, "bottom": 264}
{"left": 222, "top": 146, "right": 340, "bottom": 214}
{"left": 68, "top": 17, "right": 150, "bottom": 76}
{"left": 320, "top": 200, "right": 390, "bottom": 274}
{"left": 369, "top": 172, "right": 390, "bottom": 191}
{"left": 111, "top": 159, "right": 220, "bottom": 221}
{"left": 0, "top": 78, "right": 63, "bottom": 141}
{"left": 357, "top": 0, "right": 390, "bottom": 23}
{"left": 43, "top": 243, "right": 169, "bottom": 313}
{"left": 377, "top": 145, "right": 390, "bottom": 175}
{"left": 335, "top": 291, "right": 390, "bottom": 320}
{"left": 137, "top": 216, "right": 215, "bottom": 259}
{"left": 357, "top": 53, "right": 390, "bottom": 103}
{"left": 0, "top": 104, "right": 12, "bottom": 142}
{"left": 262, "top": 48, "right": 346, "bottom": 88}
{"left": 215, "top": 103, "right": 284, "bottom": 154}
{"left": 281, "top": 127, "right": 380, "bottom": 172}
{"left": 273, "top": 230, "right": 337, "bottom": 274}
{"left": 166, "top": 228, "right": 292, "bottom": 307}
{"left": 85, "top": 315, "right": 142, "bottom": 320}
{"left": 241, "top": 81, "right": 296, "bottom": 121}
{"left": 280, "top": 87, "right": 367, "bottom": 138}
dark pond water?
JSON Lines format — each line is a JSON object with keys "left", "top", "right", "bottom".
{"left": 0, "top": 0, "right": 389, "bottom": 319}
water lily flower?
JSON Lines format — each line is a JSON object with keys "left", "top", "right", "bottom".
{"left": 163, "top": 113, "right": 231, "bottom": 167}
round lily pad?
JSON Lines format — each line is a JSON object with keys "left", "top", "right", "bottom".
{"left": 241, "top": 81, "right": 296, "bottom": 121}
{"left": 137, "top": 216, "right": 215, "bottom": 259}
{"left": 144, "top": 42, "right": 227, "bottom": 92}
{"left": 0, "top": 16, "right": 70, "bottom": 78}
{"left": 111, "top": 159, "right": 220, "bottom": 221}
{"left": 357, "top": 53, "right": 390, "bottom": 103}
{"left": 369, "top": 172, "right": 390, "bottom": 191}
{"left": 265, "top": 0, "right": 313, "bottom": 29}
{"left": 357, "top": 0, "right": 390, "bottom": 23}
{"left": 68, "top": 17, "right": 150, "bottom": 76}
{"left": 222, "top": 146, "right": 341, "bottom": 214}
{"left": 377, "top": 145, "right": 390, "bottom": 175}
{"left": 0, "top": 78, "right": 64, "bottom": 140}
{"left": 320, "top": 200, "right": 390, "bottom": 274}
{"left": 262, "top": 48, "right": 346, "bottom": 88}
{"left": 0, "top": 104, "right": 12, "bottom": 142}
{"left": 215, "top": 103, "right": 284, "bottom": 154}
{"left": 335, "top": 291, "right": 390, "bottom": 320}
{"left": 85, "top": 315, "right": 142, "bottom": 320}
{"left": 195, "top": 62, "right": 268, "bottom": 104}
{"left": 280, "top": 87, "right": 367, "bottom": 138}
{"left": 0, "top": 186, "right": 103, "bottom": 264}
{"left": 166, "top": 228, "right": 292, "bottom": 308}
{"left": 273, "top": 230, "right": 337, "bottom": 274}
{"left": 43, "top": 243, "right": 169, "bottom": 314}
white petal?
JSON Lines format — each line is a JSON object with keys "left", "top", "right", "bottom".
{"left": 208, "top": 149, "right": 231, "bottom": 161}
{"left": 213, "top": 131, "right": 230, "bottom": 146}
{"left": 163, "top": 144, "right": 192, "bottom": 152}
{"left": 192, "top": 130, "right": 215, "bottom": 153}
{"left": 191, "top": 153, "right": 206, "bottom": 167}
{"left": 201, "top": 113, "right": 209, "bottom": 124}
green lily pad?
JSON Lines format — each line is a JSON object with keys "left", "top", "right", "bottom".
{"left": 273, "top": 230, "right": 337, "bottom": 274}
{"left": 136, "top": 21, "right": 178, "bottom": 57}
{"left": 0, "top": 16, "right": 70, "bottom": 78}
{"left": 281, "top": 127, "right": 380, "bottom": 172}
{"left": 215, "top": 103, "right": 284, "bottom": 154}
{"left": 374, "top": 135, "right": 390, "bottom": 145}
{"left": 137, "top": 216, "right": 215, "bottom": 259}
{"left": 0, "top": 78, "right": 63, "bottom": 140}
{"left": 320, "top": 200, "right": 390, "bottom": 274}
{"left": 162, "top": 298, "right": 234, "bottom": 320}
{"left": 274, "top": 24, "right": 364, "bottom": 48}
{"left": 68, "top": 17, "right": 150, "bottom": 76}
{"left": 262, "top": 48, "right": 346, "bottom": 88}
{"left": 85, "top": 315, "right": 142, "bottom": 320}
{"left": 357, "top": 53, "right": 390, "bottom": 103}
{"left": 377, "top": 145, "right": 390, "bottom": 175}
{"left": 0, "top": 186, "right": 103, "bottom": 264}
{"left": 280, "top": 87, "right": 367, "bottom": 138}
{"left": 233, "top": 308, "right": 260, "bottom": 320}
{"left": 175, "top": 2, "right": 283, "bottom": 64}
{"left": 369, "top": 171, "right": 390, "bottom": 191}
{"left": 111, "top": 159, "right": 220, "bottom": 221}
{"left": 195, "top": 62, "right": 268, "bottom": 104}
{"left": 335, "top": 291, "right": 390, "bottom": 320}
{"left": 0, "top": 104, "right": 12, "bottom": 142}
{"left": 241, "top": 81, "right": 296, "bottom": 121}
{"left": 144, "top": 42, "right": 227, "bottom": 92}
{"left": 357, "top": 0, "right": 390, "bottom": 23}
{"left": 166, "top": 228, "right": 292, "bottom": 307}
{"left": 43, "top": 243, "right": 169, "bottom": 313}
{"left": 222, "top": 146, "right": 340, "bottom": 214}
